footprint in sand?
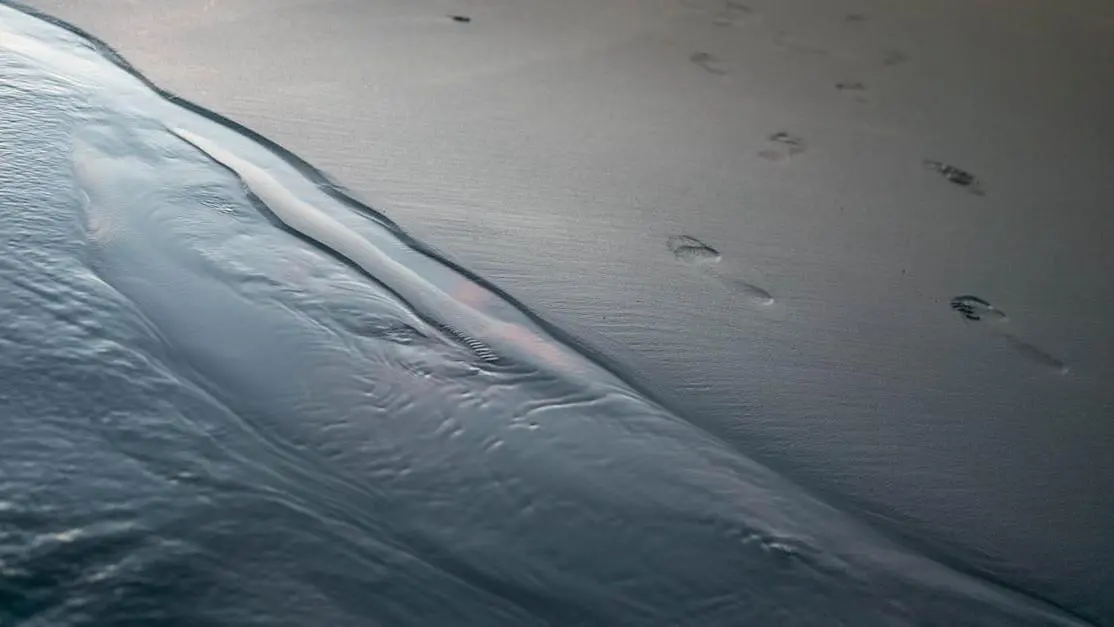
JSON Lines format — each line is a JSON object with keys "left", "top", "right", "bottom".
{"left": 950, "top": 295, "right": 1006, "bottom": 322}
{"left": 836, "top": 81, "right": 870, "bottom": 104}
{"left": 925, "top": 160, "right": 986, "bottom": 196}
{"left": 668, "top": 235, "right": 774, "bottom": 305}
{"left": 950, "top": 295, "right": 1067, "bottom": 374}
{"left": 680, "top": 0, "right": 755, "bottom": 27}
{"left": 690, "top": 51, "right": 730, "bottom": 75}
{"left": 712, "top": 1, "right": 754, "bottom": 26}
{"left": 758, "top": 131, "right": 807, "bottom": 163}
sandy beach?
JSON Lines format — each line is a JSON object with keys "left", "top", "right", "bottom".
{"left": 11, "top": 0, "right": 1114, "bottom": 622}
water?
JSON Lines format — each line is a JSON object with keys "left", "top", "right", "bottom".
{"left": 0, "top": 4, "right": 1097, "bottom": 625}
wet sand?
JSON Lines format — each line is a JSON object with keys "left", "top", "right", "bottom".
{"left": 19, "top": 0, "right": 1114, "bottom": 622}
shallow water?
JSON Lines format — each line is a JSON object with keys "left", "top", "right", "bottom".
{"left": 0, "top": 5, "right": 1097, "bottom": 626}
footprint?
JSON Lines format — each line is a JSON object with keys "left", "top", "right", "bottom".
{"left": 949, "top": 295, "right": 1067, "bottom": 374}
{"left": 924, "top": 160, "right": 985, "bottom": 196}
{"left": 1000, "top": 335, "right": 1069, "bottom": 374}
{"left": 667, "top": 234, "right": 721, "bottom": 265}
{"left": 716, "top": 274, "right": 776, "bottom": 304}
{"left": 680, "top": 0, "right": 755, "bottom": 26}
{"left": 950, "top": 295, "right": 1007, "bottom": 322}
{"left": 845, "top": 13, "right": 869, "bottom": 23}
{"left": 836, "top": 81, "right": 870, "bottom": 104}
{"left": 758, "top": 131, "right": 807, "bottom": 163}
{"left": 668, "top": 235, "right": 774, "bottom": 305}
{"left": 690, "top": 51, "right": 729, "bottom": 75}
{"left": 714, "top": 1, "right": 753, "bottom": 26}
